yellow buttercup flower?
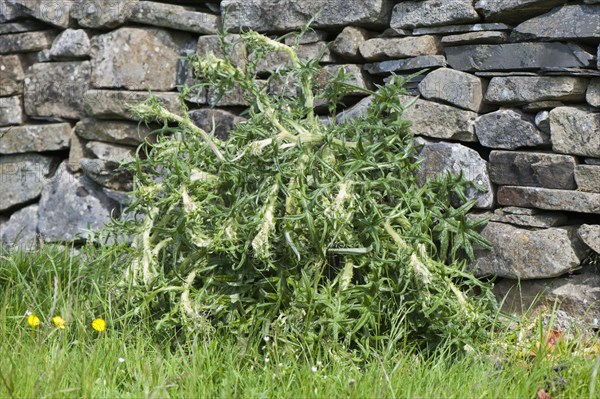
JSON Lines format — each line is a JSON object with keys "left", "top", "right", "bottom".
{"left": 91, "top": 318, "right": 106, "bottom": 332}
{"left": 52, "top": 316, "right": 66, "bottom": 329}
{"left": 27, "top": 314, "right": 40, "bottom": 327}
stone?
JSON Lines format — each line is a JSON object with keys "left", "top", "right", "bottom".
{"left": 485, "top": 77, "right": 589, "bottom": 105}
{"left": 0, "top": 55, "right": 24, "bottom": 97}
{"left": 441, "top": 31, "right": 508, "bottom": 46}
{"left": 0, "top": 30, "right": 56, "bottom": 54}
{"left": 587, "top": 79, "right": 600, "bottom": 108}
{"left": 497, "top": 186, "right": 600, "bottom": 214}
{"left": 550, "top": 107, "right": 600, "bottom": 158}
{"left": 390, "top": 0, "right": 479, "bottom": 29}
{"left": 196, "top": 35, "right": 247, "bottom": 68}
{"left": 364, "top": 55, "right": 447, "bottom": 75}
{"left": 0, "top": 204, "right": 39, "bottom": 249}
{"left": 490, "top": 208, "right": 567, "bottom": 228}
{"left": 74, "top": 118, "right": 153, "bottom": 145}
{"left": 0, "top": 154, "right": 59, "bottom": 211}
{"left": 575, "top": 165, "right": 600, "bottom": 192}
{"left": 10, "top": 0, "right": 74, "bottom": 28}
{"left": 318, "top": 64, "right": 371, "bottom": 95}
{"left": 90, "top": 27, "right": 194, "bottom": 91}
{"left": 0, "top": 123, "right": 71, "bottom": 154}
{"left": 206, "top": 84, "right": 247, "bottom": 107}
{"left": 474, "top": 109, "right": 550, "bottom": 149}
{"left": 130, "top": 1, "right": 219, "bottom": 34}
{"left": 489, "top": 151, "right": 577, "bottom": 189}
{"left": 0, "top": 19, "right": 46, "bottom": 35}
{"left": 49, "top": 29, "right": 90, "bottom": 60}
{"left": 253, "top": 42, "right": 334, "bottom": 73}
{"left": 0, "top": 0, "right": 24, "bottom": 23}
{"left": 446, "top": 43, "right": 595, "bottom": 72}
{"left": 71, "top": 0, "right": 137, "bottom": 29}
{"left": 24, "top": 61, "right": 90, "bottom": 120}
{"left": 512, "top": 5, "right": 600, "bottom": 41}
{"left": 0, "top": 96, "right": 23, "bottom": 126}
{"left": 474, "top": 0, "right": 568, "bottom": 24}
{"left": 222, "top": 0, "right": 393, "bottom": 31}
{"left": 284, "top": 30, "right": 329, "bottom": 45}
{"left": 358, "top": 36, "right": 442, "bottom": 62}
{"left": 403, "top": 97, "right": 478, "bottom": 142}
{"left": 412, "top": 23, "right": 512, "bottom": 35}
{"left": 336, "top": 96, "right": 373, "bottom": 124}
{"left": 84, "top": 90, "right": 180, "bottom": 121}
{"left": 522, "top": 101, "right": 565, "bottom": 112}
{"left": 472, "top": 222, "right": 587, "bottom": 279}
{"left": 418, "top": 68, "right": 487, "bottom": 112}
{"left": 578, "top": 225, "right": 600, "bottom": 253}
{"left": 415, "top": 138, "right": 494, "bottom": 208}
{"left": 68, "top": 132, "right": 86, "bottom": 173}
{"left": 534, "top": 111, "right": 551, "bottom": 134}
{"left": 37, "top": 162, "right": 121, "bottom": 242}
{"left": 80, "top": 158, "right": 132, "bottom": 191}
{"left": 189, "top": 108, "right": 245, "bottom": 140}
{"left": 85, "top": 141, "right": 135, "bottom": 163}
{"left": 331, "top": 26, "right": 369, "bottom": 61}
{"left": 585, "top": 158, "right": 600, "bottom": 165}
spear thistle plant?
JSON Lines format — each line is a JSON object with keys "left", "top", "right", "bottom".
{"left": 115, "top": 29, "right": 496, "bottom": 353}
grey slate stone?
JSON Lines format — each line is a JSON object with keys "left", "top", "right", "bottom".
{"left": 498, "top": 186, "right": 600, "bottom": 214}
{"left": 364, "top": 55, "right": 446, "bottom": 75}
{"left": 418, "top": 68, "right": 487, "bottom": 112}
{"left": 0, "top": 19, "right": 46, "bottom": 35}
{"left": 475, "top": 108, "right": 550, "bottom": 149}
{"left": 445, "top": 43, "right": 595, "bottom": 72}
{"left": 574, "top": 165, "right": 600, "bottom": 192}
{"left": 390, "top": 0, "right": 479, "bottom": 29}
{"left": 0, "top": 204, "right": 39, "bottom": 249}
{"left": 474, "top": 0, "right": 568, "bottom": 24}
{"left": 85, "top": 141, "right": 135, "bottom": 163}
{"left": 10, "top": 0, "right": 74, "bottom": 28}
{"left": 512, "top": 5, "right": 600, "bottom": 41}
{"left": 489, "top": 151, "right": 577, "bottom": 189}
{"left": 534, "top": 111, "right": 551, "bottom": 134}
{"left": 0, "top": 96, "right": 23, "bottom": 126}
{"left": 84, "top": 90, "right": 180, "bottom": 121}
{"left": 485, "top": 77, "right": 589, "bottom": 105}
{"left": 522, "top": 101, "right": 565, "bottom": 112}
{"left": 49, "top": 29, "right": 90, "bottom": 60}
{"left": 130, "top": 1, "right": 220, "bottom": 34}
{"left": 578, "top": 224, "right": 600, "bottom": 253}
{"left": 189, "top": 108, "right": 245, "bottom": 141}
{"left": 0, "top": 30, "right": 56, "bottom": 54}
{"left": 359, "top": 36, "right": 442, "bottom": 62}
{"left": 71, "top": 0, "right": 138, "bottom": 29}
{"left": 550, "top": 106, "right": 600, "bottom": 158}
{"left": 587, "top": 79, "right": 600, "bottom": 108}
{"left": 0, "top": 55, "right": 24, "bottom": 96}
{"left": 331, "top": 26, "right": 369, "bottom": 61}
{"left": 412, "top": 23, "right": 512, "bottom": 35}
{"left": 80, "top": 158, "right": 132, "bottom": 191}
{"left": 441, "top": 31, "right": 508, "bottom": 46}
{"left": 490, "top": 208, "right": 567, "bottom": 228}
{"left": 74, "top": 118, "right": 154, "bottom": 145}
{"left": 0, "top": 123, "right": 72, "bottom": 154}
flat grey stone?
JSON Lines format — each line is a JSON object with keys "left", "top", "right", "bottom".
{"left": 578, "top": 224, "right": 600, "bottom": 253}
{"left": 331, "top": 26, "right": 369, "bottom": 61}
{"left": 550, "top": 106, "right": 600, "bottom": 158}
{"left": 391, "top": 0, "right": 479, "bottom": 29}
{"left": 0, "top": 55, "right": 24, "bottom": 96}
{"left": 359, "top": 36, "right": 442, "bottom": 62}
{"left": 0, "top": 30, "right": 56, "bottom": 54}
{"left": 24, "top": 61, "right": 90, "bottom": 120}
{"left": 364, "top": 55, "right": 446, "bottom": 75}
{"left": 441, "top": 31, "right": 508, "bottom": 46}
{"left": 472, "top": 222, "right": 587, "bottom": 279}
{"left": 512, "top": 5, "right": 600, "bottom": 41}
{"left": 490, "top": 208, "right": 567, "bottom": 228}
{"left": 189, "top": 108, "right": 245, "bottom": 141}
{"left": 489, "top": 151, "right": 577, "bottom": 189}
{"left": 0, "top": 204, "right": 39, "bottom": 250}
{"left": 474, "top": 0, "right": 568, "bottom": 24}
{"left": 0, "top": 154, "right": 59, "bottom": 211}
{"left": 575, "top": 165, "right": 600, "bottom": 192}
{"left": 284, "top": 30, "right": 329, "bottom": 45}
{"left": 130, "top": 1, "right": 219, "bottom": 34}
{"left": 534, "top": 111, "right": 551, "bottom": 134}
{"left": 319, "top": 64, "right": 371, "bottom": 95}
{"left": 0, "top": 123, "right": 71, "bottom": 154}
{"left": 475, "top": 108, "right": 549, "bottom": 149}
{"left": 0, "top": 0, "right": 25, "bottom": 23}
{"left": 418, "top": 68, "right": 487, "bottom": 112}
{"left": 49, "top": 29, "right": 90, "bottom": 60}
{"left": 412, "top": 23, "right": 512, "bottom": 35}
{"left": 10, "top": 0, "right": 74, "bottom": 28}
{"left": 68, "top": 132, "right": 86, "bottom": 173}
{"left": 522, "top": 101, "right": 565, "bottom": 112}
{"left": 585, "top": 158, "right": 600, "bottom": 165}
{"left": 74, "top": 118, "right": 154, "bottom": 145}
{"left": 84, "top": 90, "right": 180, "bottom": 121}
{"left": 196, "top": 34, "right": 247, "bottom": 68}
{"left": 85, "top": 141, "right": 135, "bottom": 163}
{"left": 0, "top": 96, "right": 23, "bottom": 126}
{"left": 498, "top": 186, "right": 600, "bottom": 214}
{"left": 0, "top": 19, "right": 46, "bottom": 35}
{"left": 485, "top": 77, "right": 589, "bottom": 105}
{"left": 415, "top": 138, "right": 494, "bottom": 209}
{"left": 446, "top": 43, "right": 595, "bottom": 72}
{"left": 71, "top": 0, "right": 137, "bottom": 29}
{"left": 80, "top": 158, "right": 132, "bottom": 191}
{"left": 587, "top": 79, "right": 600, "bottom": 108}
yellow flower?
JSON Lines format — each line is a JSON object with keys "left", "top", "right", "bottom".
{"left": 27, "top": 314, "right": 40, "bottom": 327}
{"left": 91, "top": 318, "right": 106, "bottom": 332}
{"left": 52, "top": 316, "right": 66, "bottom": 329}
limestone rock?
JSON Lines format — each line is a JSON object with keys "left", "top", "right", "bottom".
{"left": 446, "top": 43, "right": 595, "bottom": 72}
{"left": 578, "top": 225, "right": 600, "bottom": 253}
{"left": 24, "top": 61, "right": 91, "bottom": 120}
{"left": 498, "top": 186, "right": 600, "bottom": 214}
{"left": 0, "top": 31, "right": 56, "bottom": 54}
{"left": 10, "top": 0, "right": 74, "bottom": 28}
{"left": 91, "top": 27, "right": 194, "bottom": 91}
{"left": 0, "top": 123, "right": 71, "bottom": 154}
{"left": 415, "top": 138, "right": 494, "bottom": 208}
{"left": 37, "top": 163, "right": 120, "bottom": 242}
{"left": 336, "top": 96, "right": 373, "bottom": 124}
{"left": 391, "top": 0, "right": 479, "bottom": 29}
{"left": 0, "top": 96, "right": 23, "bottom": 126}
{"left": 0, "top": 55, "right": 24, "bottom": 96}
{"left": 80, "top": 158, "right": 132, "bottom": 191}
{"left": 0, "top": 154, "right": 59, "bottom": 211}
{"left": 68, "top": 132, "right": 86, "bottom": 173}
{"left": 472, "top": 222, "right": 587, "bottom": 279}
{"left": 441, "top": 31, "right": 508, "bottom": 46}
{"left": 412, "top": 23, "right": 512, "bottom": 35}
{"left": 475, "top": 109, "right": 549, "bottom": 149}
{"left": 0, "top": 204, "right": 39, "bottom": 249}
{"left": 359, "top": 36, "right": 442, "bottom": 62}
{"left": 0, "top": 0, "right": 24, "bottom": 23}
{"left": 512, "top": 5, "right": 600, "bottom": 41}
{"left": 331, "top": 26, "right": 369, "bottom": 61}
{"left": 85, "top": 141, "right": 135, "bottom": 164}
{"left": 489, "top": 151, "right": 577, "bottom": 189}
{"left": 84, "top": 90, "right": 180, "bottom": 120}
{"left": 587, "top": 79, "right": 600, "bottom": 108}
{"left": 74, "top": 118, "right": 153, "bottom": 145}
{"left": 49, "top": 29, "right": 90, "bottom": 60}
{"left": 523, "top": 101, "right": 565, "bottom": 112}
{"left": 222, "top": 0, "right": 393, "bottom": 31}
{"left": 490, "top": 208, "right": 567, "bottom": 228}
{"left": 550, "top": 107, "right": 600, "bottom": 158}
{"left": 189, "top": 108, "right": 245, "bottom": 140}
{"left": 130, "top": 1, "right": 219, "bottom": 34}
{"left": 196, "top": 35, "right": 247, "bottom": 68}
{"left": 534, "top": 111, "right": 551, "bottom": 134}
{"left": 418, "top": 68, "right": 487, "bottom": 112}
{"left": 575, "top": 165, "right": 600, "bottom": 192}
{"left": 474, "top": 0, "right": 568, "bottom": 24}
{"left": 0, "top": 19, "right": 46, "bottom": 35}
{"left": 318, "top": 64, "right": 371, "bottom": 95}
{"left": 485, "top": 77, "right": 589, "bottom": 105}
{"left": 364, "top": 55, "right": 446, "bottom": 75}
{"left": 71, "top": 0, "right": 137, "bottom": 29}
{"left": 284, "top": 30, "right": 329, "bottom": 45}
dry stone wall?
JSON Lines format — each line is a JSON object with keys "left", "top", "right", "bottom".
{"left": 0, "top": 0, "right": 599, "bottom": 323}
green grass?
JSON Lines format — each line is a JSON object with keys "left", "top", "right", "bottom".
{"left": 0, "top": 246, "right": 598, "bottom": 398}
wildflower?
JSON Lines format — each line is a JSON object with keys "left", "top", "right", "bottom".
{"left": 118, "top": 357, "right": 125, "bottom": 363}
{"left": 27, "top": 314, "right": 40, "bottom": 327}
{"left": 316, "top": 360, "right": 322, "bottom": 367}
{"left": 52, "top": 316, "right": 66, "bottom": 329}
{"left": 263, "top": 336, "right": 270, "bottom": 343}
{"left": 311, "top": 366, "right": 318, "bottom": 373}
{"left": 91, "top": 318, "right": 106, "bottom": 332}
